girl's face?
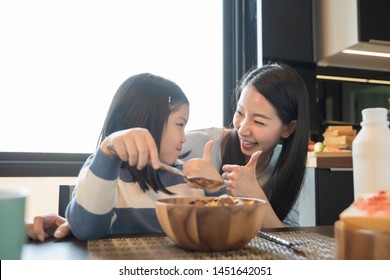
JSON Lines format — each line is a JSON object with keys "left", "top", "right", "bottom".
{"left": 159, "top": 104, "right": 189, "bottom": 165}
{"left": 233, "top": 86, "right": 294, "bottom": 159}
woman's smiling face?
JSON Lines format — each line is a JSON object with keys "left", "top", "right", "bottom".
{"left": 233, "top": 85, "right": 291, "bottom": 158}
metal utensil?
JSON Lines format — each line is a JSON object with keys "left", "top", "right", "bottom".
{"left": 106, "top": 145, "right": 225, "bottom": 191}
{"left": 257, "top": 231, "right": 308, "bottom": 253}
{"left": 158, "top": 161, "right": 225, "bottom": 191}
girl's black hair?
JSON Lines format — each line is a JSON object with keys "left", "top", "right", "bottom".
{"left": 97, "top": 73, "right": 189, "bottom": 194}
{"left": 221, "top": 63, "right": 310, "bottom": 220}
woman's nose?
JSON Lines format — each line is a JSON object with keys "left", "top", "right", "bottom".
{"left": 238, "top": 118, "right": 251, "bottom": 136}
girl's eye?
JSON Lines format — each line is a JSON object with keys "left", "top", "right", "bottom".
{"left": 177, "top": 123, "right": 185, "bottom": 128}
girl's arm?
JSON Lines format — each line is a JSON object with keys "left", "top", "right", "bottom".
{"left": 66, "top": 128, "right": 161, "bottom": 240}
{"left": 66, "top": 149, "right": 122, "bottom": 240}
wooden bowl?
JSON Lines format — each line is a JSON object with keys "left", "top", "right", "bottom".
{"left": 335, "top": 221, "right": 390, "bottom": 259}
{"left": 155, "top": 196, "right": 266, "bottom": 252}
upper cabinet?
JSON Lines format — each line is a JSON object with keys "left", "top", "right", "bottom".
{"left": 262, "top": 0, "right": 315, "bottom": 63}
{"left": 262, "top": 0, "right": 390, "bottom": 72}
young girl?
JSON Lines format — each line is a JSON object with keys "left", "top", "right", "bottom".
{"left": 65, "top": 73, "right": 205, "bottom": 240}
{"left": 181, "top": 63, "right": 310, "bottom": 228}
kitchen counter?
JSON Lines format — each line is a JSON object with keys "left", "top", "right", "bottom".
{"left": 299, "top": 151, "right": 354, "bottom": 227}
{"left": 306, "top": 151, "right": 352, "bottom": 168}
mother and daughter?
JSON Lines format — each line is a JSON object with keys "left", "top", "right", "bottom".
{"left": 27, "top": 62, "right": 310, "bottom": 241}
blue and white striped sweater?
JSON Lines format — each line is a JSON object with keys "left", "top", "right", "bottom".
{"left": 66, "top": 149, "right": 210, "bottom": 240}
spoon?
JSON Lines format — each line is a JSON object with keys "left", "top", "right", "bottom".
{"left": 257, "top": 231, "right": 309, "bottom": 253}
{"left": 106, "top": 145, "right": 225, "bottom": 191}
{"left": 158, "top": 161, "right": 225, "bottom": 191}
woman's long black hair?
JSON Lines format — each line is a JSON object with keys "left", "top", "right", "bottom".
{"left": 221, "top": 63, "right": 310, "bottom": 220}
{"left": 97, "top": 73, "right": 189, "bottom": 194}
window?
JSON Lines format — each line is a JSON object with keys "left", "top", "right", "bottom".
{"left": 0, "top": 0, "right": 222, "bottom": 153}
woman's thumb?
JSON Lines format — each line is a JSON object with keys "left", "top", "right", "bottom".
{"left": 245, "top": 151, "right": 262, "bottom": 170}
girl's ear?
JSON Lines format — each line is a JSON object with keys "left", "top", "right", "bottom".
{"left": 282, "top": 120, "right": 297, "bottom": 138}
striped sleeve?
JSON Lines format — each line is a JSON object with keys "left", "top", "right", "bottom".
{"left": 66, "top": 149, "right": 122, "bottom": 240}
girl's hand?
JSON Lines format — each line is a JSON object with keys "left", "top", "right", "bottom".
{"left": 182, "top": 140, "right": 222, "bottom": 183}
{"left": 26, "top": 213, "right": 71, "bottom": 242}
{"left": 222, "top": 151, "right": 264, "bottom": 198}
{"left": 100, "top": 128, "right": 160, "bottom": 170}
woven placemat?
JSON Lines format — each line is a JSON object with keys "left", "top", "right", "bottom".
{"left": 88, "top": 231, "right": 335, "bottom": 260}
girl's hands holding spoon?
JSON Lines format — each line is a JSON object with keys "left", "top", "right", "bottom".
{"left": 101, "top": 128, "right": 160, "bottom": 170}
{"left": 103, "top": 135, "right": 224, "bottom": 191}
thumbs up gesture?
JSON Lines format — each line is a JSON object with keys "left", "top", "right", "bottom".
{"left": 222, "top": 151, "right": 264, "bottom": 198}
{"left": 182, "top": 140, "right": 223, "bottom": 188}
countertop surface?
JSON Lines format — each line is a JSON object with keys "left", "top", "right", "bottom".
{"left": 306, "top": 151, "right": 352, "bottom": 169}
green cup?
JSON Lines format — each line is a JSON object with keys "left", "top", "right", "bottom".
{"left": 0, "top": 189, "right": 28, "bottom": 260}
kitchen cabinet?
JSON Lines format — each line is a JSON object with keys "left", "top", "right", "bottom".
{"left": 262, "top": 0, "right": 314, "bottom": 63}
{"left": 298, "top": 152, "right": 354, "bottom": 226}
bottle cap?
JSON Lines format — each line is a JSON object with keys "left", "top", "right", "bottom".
{"left": 361, "top": 108, "right": 388, "bottom": 124}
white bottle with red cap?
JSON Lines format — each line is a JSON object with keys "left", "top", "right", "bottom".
{"left": 352, "top": 107, "right": 390, "bottom": 200}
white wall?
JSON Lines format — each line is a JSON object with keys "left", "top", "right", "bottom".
{"left": 0, "top": 177, "right": 77, "bottom": 221}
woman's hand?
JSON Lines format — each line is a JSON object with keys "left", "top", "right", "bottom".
{"left": 100, "top": 128, "right": 160, "bottom": 170}
{"left": 182, "top": 141, "right": 222, "bottom": 184}
{"left": 222, "top": 151, "right": 284, "bottom": 228}
{"left": 222, "top": 151, "right": 264, "bottom": 198}
{"left": 26, "top": 213, "right": 71, "bottom": 242}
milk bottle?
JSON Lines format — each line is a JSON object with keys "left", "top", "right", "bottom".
{"left": 352, "top": 108, "right": 390, "bottom": 199}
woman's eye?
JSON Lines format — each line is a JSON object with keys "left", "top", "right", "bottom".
{"left": 254, "top": 120, "right": 265, "bottom": 126}
{"left": 235, "top": 110, "right": 243, "bottom": 116}
{"left": 177, "top": 123, "right": 185, "bottom": 128}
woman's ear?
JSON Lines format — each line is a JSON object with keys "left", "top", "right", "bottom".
{"left": 282, "top": 120, "right": 297, "bottom": 138}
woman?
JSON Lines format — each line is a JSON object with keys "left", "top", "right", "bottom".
{"left": 181, "top": 63, "right": 310, "bottom": 228}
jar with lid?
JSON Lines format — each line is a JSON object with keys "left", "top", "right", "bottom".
{"left": 352, "top": 108, "right": 390, "bottom": 199}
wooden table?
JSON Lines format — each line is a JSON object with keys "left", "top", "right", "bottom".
{"left": 22, "top": 226, "right": 335, "bottom": 260}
